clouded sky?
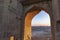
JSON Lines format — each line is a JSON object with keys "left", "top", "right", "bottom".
{"left": 31, "top": 10, "right": 51, "bottom": 26}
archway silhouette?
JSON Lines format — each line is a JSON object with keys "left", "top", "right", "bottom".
{"left": 31, "top": 10, "right": 51, "bottom": 26}
{"left": 24, "top": 6, "right": 55, "bottom": 40}
{"left": 31, "top": 10, "right": 52, "bottom": 40}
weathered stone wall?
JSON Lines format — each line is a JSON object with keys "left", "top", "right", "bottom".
{"left": 0, "top": 0, "right": 60, "bottom": 40}
{"left": 0, "top": 0, "right": 23, "bottom": 40}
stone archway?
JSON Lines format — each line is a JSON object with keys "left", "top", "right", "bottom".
{"left": 24, "top": 6, "right": 54, "bottom": 40}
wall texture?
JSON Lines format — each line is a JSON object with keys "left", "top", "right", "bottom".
{"left": 0, "top": 0, "right": 60, "bottom": 40}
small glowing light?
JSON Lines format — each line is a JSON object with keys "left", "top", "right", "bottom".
{"left": 10, "top": 36, "right": 14, "bottom": 40}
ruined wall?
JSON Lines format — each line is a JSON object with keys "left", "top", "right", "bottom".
{"left": 0, "top": 0, "right": 60, "bottom": 40}
{"left": 0, "top": 0, "right": 23, "bottom": 40}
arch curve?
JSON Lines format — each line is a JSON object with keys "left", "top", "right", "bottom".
{"left": 24, "top": 6, "right": 51, "bottom": 40}
{"left": 24, "top": 6, "right": 50, "bottom": 17}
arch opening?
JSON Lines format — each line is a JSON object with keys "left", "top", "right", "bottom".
{"left": 31, "top": 10, "right": 52, "bottom": 40}
{"left": 24, "top": 7, "right": 52, "bottom": 40}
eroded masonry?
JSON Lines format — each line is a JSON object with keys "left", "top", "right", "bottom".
{"left": 0, "top": 0, "right": 60, "bottom": 40}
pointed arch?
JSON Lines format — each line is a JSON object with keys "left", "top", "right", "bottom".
{"left": 24, "top": 6, "right": 49, "bottom": 17}
{"left": 23, "top": 5, "right": 57, "bottom": 40}
{"left": 31, "top": 10, "right": 51, "bottom": 26}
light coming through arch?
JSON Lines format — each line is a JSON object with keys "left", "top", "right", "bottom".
{"left": 31, "top": 10, "right": 51, "bottom": 26}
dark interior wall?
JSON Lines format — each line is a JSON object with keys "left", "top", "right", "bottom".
{"left": 56, "top": 21, "right": 60, "bottom": 40}
{"left": 56, "top": 21, "right": 60, "bottom": 32}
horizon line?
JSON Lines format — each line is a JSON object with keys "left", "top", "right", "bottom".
{"left": 31, "top": 25, "right": 50, "bottom": 26}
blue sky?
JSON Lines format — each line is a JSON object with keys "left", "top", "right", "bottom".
{"left": 31, "top": 10, "right": 51, "bottom": 26}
